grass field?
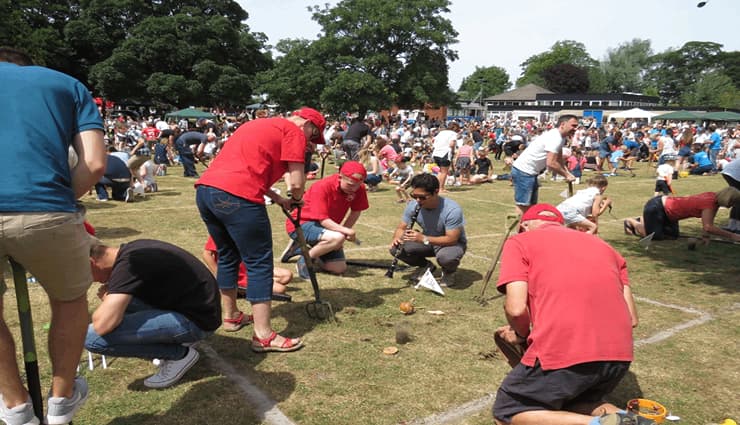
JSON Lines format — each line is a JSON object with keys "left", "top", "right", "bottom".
{"left": 3, "top": 158, "right": 739, "bottom": 425}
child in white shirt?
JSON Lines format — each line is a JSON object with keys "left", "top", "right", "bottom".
{"left": 556, "top": 175, "right": 611, "bottom": 234}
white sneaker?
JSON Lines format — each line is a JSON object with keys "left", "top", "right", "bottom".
{"left": 124, "top": 187, "right": 134, "bottom": 203}
{"left": 144, "top": 347, "right": 200, "bottom": 389}
{"left": 46, "top": 376, "right": 88, "bottom": 425}
{"left": 0, "top": 395, "right": 39, "bottom": 425}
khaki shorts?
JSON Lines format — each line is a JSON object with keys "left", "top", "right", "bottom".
{"left": 0, "top": 212, "right": 92, "bottom": 301}
{"left": 127, "top": 154, "right": 149, "bottom": 171}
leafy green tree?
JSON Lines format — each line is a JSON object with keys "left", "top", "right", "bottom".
{"left": 516, "top": 40, "right": 597, "bottom": 87}
{"left": 458, "top": 66, "right": 511, "bottom": 100}
{"left": 645, "top": 41, "right": 724, "bottom": 105}
{"left": 601, "top": 38, "right": 653, "bottom": 93}
{"left": 303, "top": 0, "right": 458, "bottom": 113}
{"left": 681, "top": 71, "right": 740, "bottom": 108}
{"left": 88, "top": 9, "right": 271, "bottom": 107}
{"left": 255, "top": 39, "right": 328, "bottom": 111}
{"left": 718, "top": 50, "right": 740, "bottom": 88}
{"left": 541, "top": 63, "right": 589, "bottom": 93}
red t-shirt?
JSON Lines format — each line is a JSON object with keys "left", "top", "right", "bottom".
{"left": 195, "top": 118, "right": 306, "bottom": 203}
{"left": 663, "top": 192, "right": 717, "bottom": 221}
{"left": 285, "top": 174, "right": 369, "bottom": 233}
{"left": 496, "top": 224, "right": 634, "bottom": 370}
{"left": 141, "top": 127, "right": 161, "bottom": 141}
{"left": 204, "top": 236, "right": 247, "bottom": 289}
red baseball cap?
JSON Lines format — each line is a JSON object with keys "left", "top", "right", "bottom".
{"left": 520, "top": 203, "right": 564, "bottom": 225}
{"left": 340, "top": 161, "right": 367, "bottom": 182}
{"left": 293, "top": 107, "right": 326, "bottom": 144}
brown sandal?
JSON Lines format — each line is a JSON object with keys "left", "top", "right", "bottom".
{"left": 251, "top": 331, "right": 303, "bottom": 353}
{"left": 222, "top": 311, "right": 253, "bottom": 332}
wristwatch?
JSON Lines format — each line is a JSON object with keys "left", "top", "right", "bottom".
{"left": 422, "top": 236, "right": 430, "bottom": 246}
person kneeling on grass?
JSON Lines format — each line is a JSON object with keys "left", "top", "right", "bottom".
{"left": 202, "top": 236, "right": 293, "bottom": 332}
{"left": 623, "top": 187, "right": 740, "bottom": 242}
{"left": 556, "top": 175, "right": 612, "bottom": 235}
{"left": 493, "top": 204, "right": 643, "bottom": 425}
{"left": 85, "top": 238, "right": 221, "bottom": 389}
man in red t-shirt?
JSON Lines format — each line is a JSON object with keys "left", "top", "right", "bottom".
{"left": 281, "top": 161, "right": 370, "bottom": 279}
{"left": 195, "top": 107, "right": 326, "bottom": 353}
{"left": 493, "top": 204, "right": 640, "bottom": 425}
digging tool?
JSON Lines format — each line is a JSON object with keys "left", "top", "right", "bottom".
{"left": 319, "top": 151, "right": 329, "bottom": 178}
{"left": 474, "top": 214, "right": 520, "bottom": 306}
{"left": 386, "top": 203, "right": 422, "bottom": 279}
{"left": 345, "top": 260, "right": 409, "bottom": 271}
{"left": 10, "top": 259, "right": 44, "bottom": 422}
{"left": 638, "top": 232, "right": 655, "bottom": 251}
{"left": 567, "top": 180, "right": 574, "bottom": 197}
{"left": 493, "top": 332, "right": 528, "bottom": 368}
{"left": 282, "top": 207, "right": 335, "bottom": 321}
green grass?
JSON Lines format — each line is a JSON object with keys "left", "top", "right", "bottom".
{"left": 3, "top": 158, "right": 739, "bottom": 425}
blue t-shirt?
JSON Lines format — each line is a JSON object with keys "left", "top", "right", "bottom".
{"left": 0, "top": 63, "right": 103, "bottom": 212}
{"left": 609, "top": 150, "right": 624, "bottom": 163}
{"left": 403, "top": 197, "right": 467, "bottom": 245}
{"left": 623, "top": 140, "right": 639, "bottom": 150}
{"left": 709, "top": 132, "right": 722, "bottom": 150}
{"left": 691, "top": 151, "right": 712, "bottom": 168}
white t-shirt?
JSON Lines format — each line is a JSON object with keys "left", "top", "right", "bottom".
{"left": 657, "top": 163, "right": 674, "bottom": 180}
{"left": 721, "top": 158, "right": 740, "bottom": 180}
{"left": 513, "top": 128, "right": 565, "bottom": 175}
{"left": 557, "top": 186, "right": 600, "bottom": 216}
{"left": 659, "top": 136, "right": 676, "bottom": 156}
{"left": 432, "top": 130, "right": 458, "bottom": 159}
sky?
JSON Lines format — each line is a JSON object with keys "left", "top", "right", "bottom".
{"left": 237, "top": 0, "right": 740, "bottom": 90}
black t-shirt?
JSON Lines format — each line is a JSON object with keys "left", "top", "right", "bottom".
{"left": 106, "top": 239, "right": 221, "bottom": 332}
{"left": 474, "top": 157, "right": 492, "bottom": 175}
{"left": 343, "top": 121, "right": 370, "bottom": 142}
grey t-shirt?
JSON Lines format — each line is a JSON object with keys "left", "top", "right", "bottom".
{"left": 403, "top": 198, "right": 466, "bottom": 245}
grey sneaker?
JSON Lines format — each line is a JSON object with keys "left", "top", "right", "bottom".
{"left": 124, "top": 187, "right": 134, "bottom": 203}
{"left": 0, "top": 395, "right": 39, "bottom": 425}
{"left": 144, "top": 346, "right": 200, "bottom": 389}
{"left": 410, "top": 261, "right": 436, "bottom": 282}
{"left": 46, "top": 376, "right": 88, "bottom": 425}
{"left": 440, "top": 271, "right": 456, "bottom": 287}
{"left": 280, "top": 239, "right": 302, "bottom": 263}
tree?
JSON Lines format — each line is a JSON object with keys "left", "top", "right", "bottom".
{"left": 601, "top": 39, "right": 653, "bottom": 93}
{"left": 645, "top": 41, "right": 724, "bottom": 105}
{"left": 516, "top": 40, "right": 597, "bottom": 87}
{"left": 88, "top": 8, "right": 271, "bottom": 107}
{"left": 718, "top": 50, "right": 740, "bottom": 88}
{"left": 303, "top": 0, "right": 458, "bottom": 113}
{"left": 681, "top": 71, "right": 740, "bottom": 109}
{"left": 458, "top": 66, "right": 511, "bottom": 100}
{"left": 541, "top": 63, "right": 589, "bottom": 93}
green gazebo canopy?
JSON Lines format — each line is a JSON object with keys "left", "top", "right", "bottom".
{"left": 164, "top": 107, "right": 215, "bottom": 120}
{"left": 651, "top": 110, "right": 704, "bottom": 121}
{"left": 702, "top": 111, "right": 740, "bottom": 121}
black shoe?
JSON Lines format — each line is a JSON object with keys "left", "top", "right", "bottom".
{"left": 271, "top": 293, "right": 292, "bottom": 302}
{"left": 410, "top": 261, "right": 436, "bottom": 282}
{"left": 280, "top": 239, "right": 302, "bottom": 263}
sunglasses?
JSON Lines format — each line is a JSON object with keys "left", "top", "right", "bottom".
{"left": 410, "top": 193, "right": 431, "bottom": 201}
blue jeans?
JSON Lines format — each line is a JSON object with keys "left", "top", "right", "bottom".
{"left": 709, "top": 149, "right": 720, "bottom": 171}
{"left": 195, "top": 185, "right": 273, "bottom": 302}
{"left": 85, "top": 298, "right": 210, "bottom": 360}
{"left": 512, "top": 167, "right": 539, "bottom": 206}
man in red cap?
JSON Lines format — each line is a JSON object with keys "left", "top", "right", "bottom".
{"left": 492, "top": 204, "right": 643, "bottom": 425}
{"left": 195, "top": 106, "right": 325, "bottom": 353}
{"left": 281, "top": 161, "right": 370, "bottom": 279}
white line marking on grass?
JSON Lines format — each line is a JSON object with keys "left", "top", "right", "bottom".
{"left": 199, "top": 344, "right": 296, "bottom": 425}
{"left": 405, "top": 296, "right": 718, "bottom": 425}
{"left": 403, "top": 394, "right": 496, "bottom": 425}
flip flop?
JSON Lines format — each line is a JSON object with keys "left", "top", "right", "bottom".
{"left": 251, "top": 331, "right": 303, "bottom": 353}
{"left": 222, "top": 311, "right": 253, "bottom": 332}
{"left": 623, "top": 220, "right": 638, "bottom": 236}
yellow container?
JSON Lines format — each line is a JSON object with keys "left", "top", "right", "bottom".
{"left": 678, "top": 171, "right": 689, "bottom": 178}
{"left": 627, "top": 399, "right": 667, "bottom": 423}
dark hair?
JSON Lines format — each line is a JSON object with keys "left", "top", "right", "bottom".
{"left": 0, "top": 47, "right": 33, "bottom": 66}
{"left": 410, "top": 173, "right": 439, "bottom": 194}
{"left": 557, "top": 114, "right": 579, "bottom": 125}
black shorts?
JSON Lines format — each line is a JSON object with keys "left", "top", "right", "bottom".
{"left": 433, "top": 155, "right": 451, "bottom": 168}
{"left": 654, "top": 180, "right": 671, "bottom": 195}
{"left": 643, "top": 195, "right": 678, "bottom": 240}
{"left": 493, "top": 360, "right": 630, "bottom": 424}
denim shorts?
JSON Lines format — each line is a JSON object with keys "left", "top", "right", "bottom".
{"left": 290, "top": 222, "right": 345, "bottom": 263}
{"left": 512, "top": 167, "right": 539, "bottom": 206}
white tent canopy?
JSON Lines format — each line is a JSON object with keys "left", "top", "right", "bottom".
{"left": 608, "top": 108, "right": 657, "bottom": 123}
